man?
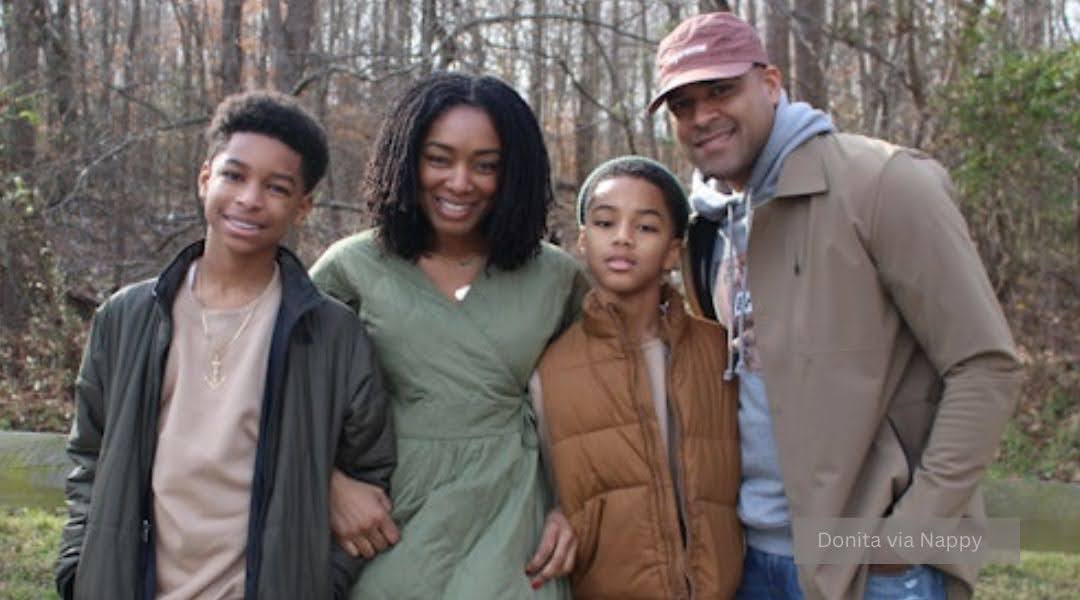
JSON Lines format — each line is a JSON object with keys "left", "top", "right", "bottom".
{"left": 648, "top": 12, "right": 1022, "bottom": 600}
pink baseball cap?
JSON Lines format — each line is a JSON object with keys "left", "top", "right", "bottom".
{"left": 647, "top": 12, "right": 769, "bottom": 114}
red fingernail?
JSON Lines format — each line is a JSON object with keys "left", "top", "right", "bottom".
{"left": 531, "top": 580, "right": 542, "bottom": 590}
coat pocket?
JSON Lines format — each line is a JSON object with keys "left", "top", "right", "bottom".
{"left": 874, "top": 418, "right": 913, "bottom": 506}
{"left": 569, "top": 495, "right": 606, "bottom": 583}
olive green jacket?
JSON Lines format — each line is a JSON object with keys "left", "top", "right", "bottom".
{"left": 55, "top": 241, "right": 394, "bottom": 599}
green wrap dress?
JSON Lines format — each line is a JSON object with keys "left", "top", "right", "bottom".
{"left": 310, "top": 230, "right": 588, "bottom": 599}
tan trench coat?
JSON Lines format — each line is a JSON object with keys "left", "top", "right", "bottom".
{"left": 681, "top": 132, "right": 1023, "bottom": 600}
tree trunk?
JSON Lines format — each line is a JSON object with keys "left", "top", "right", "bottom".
{"left": 574, "top": 1, "right": 599, "bottom": 185}
{"left": 269, "top": 0, "right": 317, "bottom": 93}
{"left": 469, "top": 3, "right": 485, "bottom": 70}
{"left": 420, "top": 0, "right": 436, "bottom": 75}
{"left": 254, "top": 8, "right": 269, "bottom": 89}
{"left": 902, "top": 0, "right": 928, "bottom": 146}
{"left": 641, "top": 1, "right": 658, "bottom": 159}
{"left": 794, "top": 0, "right": 827, "bottom": 110}
{"left": 110, "top": 0, "right": 141, "bottom": 292}
{"left": 73, "top": 0, "right": 90, "bottom": 130}
{"left": 858, "top": 0, "right": 890, "bottom": 134}
{"left": 528, "top": 0, "right": 545, "bottom": 123}
{"left": 699, "top": 0, "right": 731, "bottom": 12}
{"left": 0, "top": 0, "right": 46, "bottom": 331}
{"left": 3, "top": 0, "right": 44, "bottom": 176}
{"left": 1020, "top": 0, "right": 1046, "bottom": 49}
{"left": 268, "top": 0, "right": 289, "bottom": 90}
{"left": 606, "top": 0, "right": 623, "bottom": 156}
{"left": 219, "top": 0, "right": 244, "bottom": 97}
{"left": 766, "top": 0, "right": 791, "bottom": 91}
{"left": 396, "top": 0, "right": 412, "bottom": 68}
{"left": 42, "top": 0, "right": 76, "bottom": 217}
{"left": 44, "top": 0, "right": 75, "bottom": 139}
{"left": 96, "top": 0, "right": 116, "bottom": 118}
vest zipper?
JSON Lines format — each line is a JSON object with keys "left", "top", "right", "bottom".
{"left": 613, "top": 305, "right": 684, "bottom": 599}
{"left": 666, "top": 344, "right": 696, "bottom": 599}
{"left": 608, "top": 301, "right": 696, "bottom": 598}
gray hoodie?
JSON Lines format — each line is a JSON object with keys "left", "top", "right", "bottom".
{"left": 689, "top": 91, "right": 832, "bottom": 556}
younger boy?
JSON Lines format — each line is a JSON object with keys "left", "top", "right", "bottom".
{"left": 532, "top": 156, "right": 742, "bottom": 599}
{"left": 55, "top": 91, "right": 394, "bottom": 599}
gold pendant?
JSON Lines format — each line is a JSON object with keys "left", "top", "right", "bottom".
{"left": 205, "top": 353, "right": 225, "bottom": 388}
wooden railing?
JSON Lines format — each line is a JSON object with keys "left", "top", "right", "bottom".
{"left": 2, "top": 430, "right": 1077, "bottom": 553}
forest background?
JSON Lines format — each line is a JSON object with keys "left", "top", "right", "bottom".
{"left": 0, "top": 0, "right": 1076, "bottom": 486}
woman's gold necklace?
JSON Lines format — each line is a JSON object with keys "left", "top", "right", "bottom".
{"left": 426, "top": 252, "right": 483, "bottom": 268}
{"left": 423, "top": 253, "right": 484, "bottom": 301}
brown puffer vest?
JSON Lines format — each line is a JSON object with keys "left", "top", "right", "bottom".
{"left": 537, "top": 286, "right": 743, "bottom": 600}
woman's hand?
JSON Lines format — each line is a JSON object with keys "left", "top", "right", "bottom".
{"left": 524, "top": 507, "right": 577, "bottom": 589}
{"left": 329, "top": 468, "right": 400, "bottom": 558}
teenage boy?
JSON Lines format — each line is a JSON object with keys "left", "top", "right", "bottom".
{"left": 649, "top": 12, "right": 1022, "bottom": 600}
{"left": 531, "top": 156, "right": 742, "bottom": 598}
{"left": 55, "top": 91, "right": 394, "bottom": 599}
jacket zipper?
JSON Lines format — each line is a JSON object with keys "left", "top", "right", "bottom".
{"left": 137, "top": 316, "right": 170, "bottom": 599}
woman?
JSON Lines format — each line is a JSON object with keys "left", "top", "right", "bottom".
{"left": 311, "top": 72, "right": 588, "bottom": 599}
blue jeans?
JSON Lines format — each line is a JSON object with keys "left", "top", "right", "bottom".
{"left": 864, "top": 564, "right": 947, "bottom": 600}
{"left": 735, "top": 546, "right": 803, "bottom": 600}
{"left": 735, "top": 547, "right": 947, "bottom": 600}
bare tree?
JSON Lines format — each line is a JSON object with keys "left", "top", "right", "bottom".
{"left": 606, "top": 0, "right": 624, "bottom": 154}
{"left": 574, "top": 0, "right": 600, "bottom": 185}
{"left": 1, "top": 0, "right": 47, "bottom": 330}
{"left": 766, "top": 0, "right": 791, "bottom": 90}
{"left": 794, "top": 0, "right": 828, "bottom": 110}
{"left": 640, "top": 0, "right": 659, "bottom": 159}
{"left": 420, "top": 0, "right": 438, "bottom": 75}
{"left": 219, "top": 0, "right": 244, "bottom": 97}
{"left": 699, "top": 0, "right": 731, "bottom": 11}
{"left": 857, "top": 0, "right": 890, "bottom": 134}
{"left": 268, "top": 0, "right": 317, "bottom": 93}
{"left": 0, "top": 0, "right": 1071, "bottom": 311}
{"left": 3, "top": 0, "right": 45, "bottom": 176}
{"left": 529, "top": 0, "right": 546, "bottom": 123}
{"left": 1020, "top": 0, "right": 1048, "bottom": 49}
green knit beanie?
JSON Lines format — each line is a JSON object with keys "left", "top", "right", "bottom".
{"left": 575, "top": 155, "right": 690, "bottom": 237}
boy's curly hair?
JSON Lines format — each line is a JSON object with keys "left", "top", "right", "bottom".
{"left": 205, "top": 90, "right": 328, "bottom": 193}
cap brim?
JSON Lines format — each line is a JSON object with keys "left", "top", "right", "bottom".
{"left": 646, "top": 63, "right": 756, "bottom": 114}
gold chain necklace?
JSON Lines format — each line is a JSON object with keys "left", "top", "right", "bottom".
{"left": 201, "top": 305, "right": 257, "bottom": 389}
{"left": 190, "top": 259, "right": 271, "bottom": 389}
{"left": 426, "top": 252, "right": 483, "bottom": 268}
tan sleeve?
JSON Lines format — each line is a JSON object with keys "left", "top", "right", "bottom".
{"left": 868, "top": 150, "right": 1023, "bottom": 519}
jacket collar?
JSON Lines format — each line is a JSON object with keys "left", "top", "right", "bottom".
{"left": 773, "top": 134, "right": 829, "bottom": 200}
{"left": 152, "top": 240, "right": 324, "bottom": 319}
{"left": 581, "top": 283, "right": 691, "bottom": 350}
